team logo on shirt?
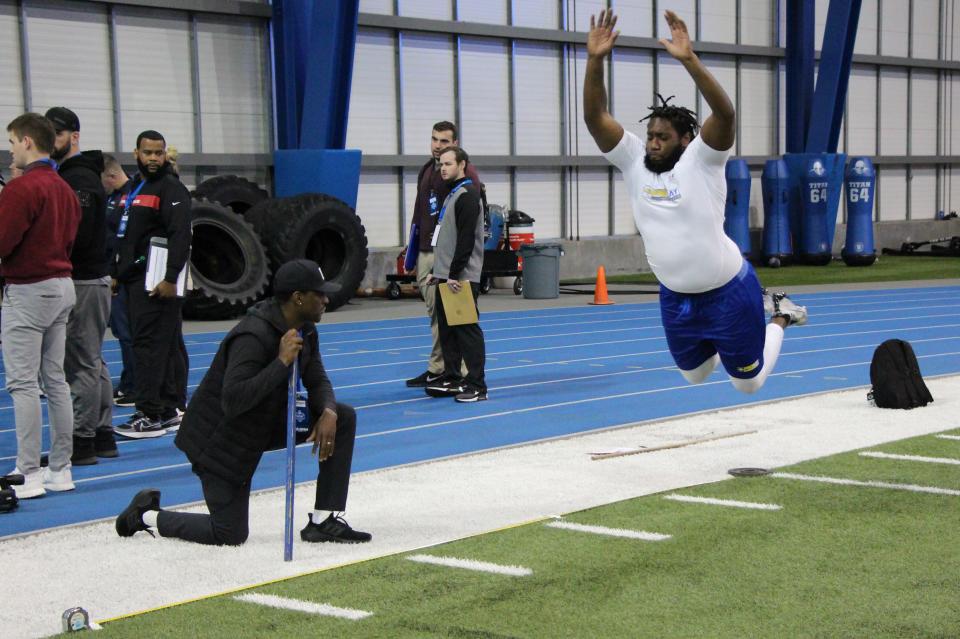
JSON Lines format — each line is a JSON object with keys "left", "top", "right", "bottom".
{"left": 641, "top": 174, "right": 682, "bottom": 202}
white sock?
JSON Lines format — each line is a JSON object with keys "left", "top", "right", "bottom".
{"left": 142, "top": 510, "right": 159, "bottom": 528}
{"left": 313, "top": 510, "right": 331, "bottom": 522}
{"left": 731, "top": 323, "right": 785, "bottom": 394}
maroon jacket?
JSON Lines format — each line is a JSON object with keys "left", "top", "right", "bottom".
{"left": 0, "top": 161, "right": 81, "bottom": 284}
{"left": 412, "top": 159, "right": 483, "bottom": 252}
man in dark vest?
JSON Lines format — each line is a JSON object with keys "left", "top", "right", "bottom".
{"left": 115, "top": 259, "right": 371, "bottom": 546}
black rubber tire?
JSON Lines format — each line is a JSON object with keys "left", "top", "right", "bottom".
{"left": 265, "top": 193, "right": 368, "bottom": 311}
{"left": 190, "top": 198, "right": 271, "bottom": 304}
{"left": 386, "top": 282, "right": 401, "bottom": 300}
{"left": 513, "top": 276, "right": 523, "bottom": 296}
{"left": 182, "top": 292, "right": 249, "bottom": 321}
{"left": 479, "top": 276, "right": 491, "bottom": 295}
{"left": 191, "top": 175, "right": 269, "bottom": 215}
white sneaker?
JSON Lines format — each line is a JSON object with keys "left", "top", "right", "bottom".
{"left": 12, "top": 468, "right": 45, "bottom": 499}
{"left": 42, "top": 466, "right": 75, "bottom": 492}
{"left": 772, "top": 292, "right": 808, "bottom": 326}
{"left": 761, "top": 288, "right": 775, "bottom": 315}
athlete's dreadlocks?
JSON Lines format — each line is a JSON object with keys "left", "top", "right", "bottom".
{"left": 640, "top": 94, "right": 699, "bottom": 139}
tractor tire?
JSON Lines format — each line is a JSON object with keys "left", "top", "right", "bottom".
{"left": 182, "top": 292, "right": 248, "bottom": 321}
{"left": 264, "top": 193, "right": 368, "bottom": 311}
{"left": 190, "top": 198, "right": 271, "bottom": 304}
{"left": 192, "top": 175, "right": 269, "bottom": 215}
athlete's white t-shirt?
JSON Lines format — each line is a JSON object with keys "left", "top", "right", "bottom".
{"left": 603, "top": 130, "right": 743, "bottom": 294}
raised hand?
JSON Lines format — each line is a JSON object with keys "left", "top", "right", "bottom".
{"left": 659, "top": 10, "right": 694, "bottom": 62}
{"left": 587, "top": 9, "right": 619, "bottom": 58}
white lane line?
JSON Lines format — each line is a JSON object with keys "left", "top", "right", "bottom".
{"left": 406, "top": 554, "right": 532, "bottom": 576}
{"left": 771, "top": 472, "right": 960, "bottom": 496}
{"left": 860, "top": 451, "right": 960, "bottom": 466}
{"left": 663, "top": 494, "right": 782, "bottom": 510}
{"left": 936, "top": 434, "right": 960, "bottom": 441}
{"left": 822, "top": 376, "right": 847, "bottom": 381}
{"left": 233, "top": 593, "right": 372, "bottom": 620}
{"left": 545, "top": 520, "right": 671, "bottom": 540}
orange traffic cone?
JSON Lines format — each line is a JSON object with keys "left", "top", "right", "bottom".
{"left": 589, "top": 265, "right": 614, "bottom": 305}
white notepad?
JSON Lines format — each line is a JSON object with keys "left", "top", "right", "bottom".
{"left": 145, "top": 237, "right": 188, "bottom": 296}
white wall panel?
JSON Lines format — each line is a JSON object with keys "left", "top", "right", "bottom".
{"left": 347, "top": 28, "right": 398, "bottom": 154}
{"left": 402, "top": 168, "right": 418, "bottom": 232}
{"left": 953, "top": 76, "right": 960, "bottom": 154}
{"left": 740, "top": 0, "right": 774, "bottom": 47}
{"left": 910, "top": 71, "right": 938, "bottom": 155}
{"left": 655, "top": 54, "right": 696, "bottom": 119}
{"left": 879, "top": 0, "right": 909, "bottom": 57}
{"left": 573, "top": 0, "right": 606, "bottom": 31}
{"left": 459, "top": 37, "right": 510, "bottom": 154}
{"left": 613, "top": 0, "right": 654, "bottom": 38}
{"left": 654, "top": 0, "right": 694, "bottom": 40}
{"left": 612, "top": 171, "right": 635, "bottom": 236}
{"left": 27, "top": 1, "right": 114, "bottom": 151}
{"left": 478, "top": 168, "right": 512, "bottom": 214}
{"left": 814, "top": 0, "right": 829, "bottom": 51}
{"left": 698, "top": 55, "right": 735, "bottom": 129}
{"left": 846, "top": 65, "right": 876, "bottom": 156}
{"left": 359, "top": 0, "right": 394, "bottom": 15}
{"left": 878, "top": 167, "right": 907, "bottom": 221}
{"left": 400, "top": 33, "right": 454, "bottom": 154}
{"left": 910, "top": 167, "right": 937, "bottom": 220}
{"left": 950, "top": 169, "right": 960, "bottom": 215}
{"left": 398, "top": 0, "right": 451, "bottom": 20}
{"left": 115, "top": 8, "right": 193, "bottom": 152}
{"left": 197, "top": 16, "right": 269, "bottom": 153}
{"left": 457, "top": 0, "right": 507, "bottom": 25}
{"left": 572, "top": 45, "right": 600, "bottom": 156}
{"left": 612, "top": 49, "right": 654, "bottom": 127}
{"left": 749, "top": 174, "right": 763, "bottom": 229}
{"left": 854, "top": 0, "right": 878, "bottom": 55}
{"left": 514, "top": 42, "right": 561, "bottom": 154}
{"left": 573, "top": 168, "right": 609, "bottom": 237}
{"left": 912, "top": 0, "right": 940, "bottom": 59}
{"left": 0, "top": 1, "right": 23, "bottom": 129}
{"left": 878, "top": 69, "right": 907, "bottom": 156}
{"left": 513, "top": 0, "right": 560, "bottom": 29}
{"left": 700, "top": 0, "right": 736, "bottom": 44}
{"left": 739, "top": 60, "right": 774, "bottom": 156}
{"left": 356, "top": 169, "right": 401, "bottom": 248}
{"left": 515, "top": 169, "right": 562, "bottom": 238}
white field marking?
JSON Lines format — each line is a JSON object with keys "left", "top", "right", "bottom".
{"left": 233, "top": 593, "right": 372, "bottom": 620}
{"left": 406, "top": 554, "right": 532, "bottom": 576}
{"left": 785, "top": 375, "right": 804, "bottom": 378}
{"left": 662, "top": 494, "right": 782, "bottom": 511}
{"left": 589, "top": 364, "right": 606, "bottom": 367}
{"left": 823, "top": 376, "right": 848, "bottom": 381}
{"left": 936, "top": 435, "right": 960, "bottom": 441}
{"left": 518, "top": 359, "right": 533, "bottom": 363}
{"left": 771, "top": 472, "right": 960, "bottom": 496}
{"left": 545, "top": 520, "right": 671, "bottom": 540}
{"left": 859, "top": 451, "right": 960, "bottom": 466}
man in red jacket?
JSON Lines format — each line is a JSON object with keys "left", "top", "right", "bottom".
{"left": 0, "top": 113, "right": 81, "bottom": 499}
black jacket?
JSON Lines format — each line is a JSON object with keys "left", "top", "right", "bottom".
{"left": 111, "top": 163, "right": 191, "bottom": 283}
{"left": 58, "top": 151, "right": 107, "bottom": 280}
{"left": 104, "top": 178, "right": 132, "bottom": 263}
{"left": 174, "top": 299, "right": 337, "bottom": 485}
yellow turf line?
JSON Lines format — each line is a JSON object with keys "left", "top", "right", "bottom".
{"left": 95, "top": 514, "right": 553, "bottom": 626}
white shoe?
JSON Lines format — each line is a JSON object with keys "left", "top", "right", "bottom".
{"left": 772, "top": 292, "right": 808, "bottom": 326}
{"left": 761, "top": 288, "right": 775, "bottom": 315}
{"left": 42, "top": 466, "right": 75, "bottom": 492}
{"left": 12, "top": 468, "right": 46, "bottom": 499}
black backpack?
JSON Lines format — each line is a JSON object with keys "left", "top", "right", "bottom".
{"left": 868, "top": 339, "right": 934, "bottom": 409}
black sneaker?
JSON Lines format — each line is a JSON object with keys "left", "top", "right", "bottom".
{"left": 95, "top": 428, "right": 119, "bottom": 458}
{"left": 425, "top": 377, "right": 466, "bottom": 398}
{"left": 300, "top": 513, "right": 372, "bottom": 543}
{"left": 160, "top": 408, "right": 184, "bottom": 433}
{"left": 406, "top": 370, "right": 443, "bottom": 388}
{"left": 455, "top": 388, "right": 488, "bottom": 403}
{"left": 115, "top": 488, "right": 161, "bottom": 537}
{"left": 113, "top": 389, "right": 135, "bottom": 407}
{"left": 70, "top": 435, "right": 98, "bottom": 466}
{"left": 114, "top": 412, "right": 167, "bottom": 439}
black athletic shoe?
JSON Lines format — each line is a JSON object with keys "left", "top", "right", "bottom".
{"left": 300, "top": 513, "right": 372, "bottom": 543}
{"left": 455, "top": 388, "right": 488, "bottom": 403}
{"left": 70, "top": 435, "right": 98, "bottom": 466}
{"left": 116, "top": 489, "right": 161, "bottom": 537}
{"left": 406, "top": 370, "right": 443, "bottom": 388}
{"left": 113, "top": 389, "right": 135, "bottom": 407}
{"left": 425, "top": 377, "right": 466, "bottom": 398}
{"left": 95, "top": 429, "right": 119, "bottom": 458}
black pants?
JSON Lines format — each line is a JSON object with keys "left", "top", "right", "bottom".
{"left": 435, "top": 282, "right": 486, "bottom": 391}
{"left": 156, "top": 403, "right": 359, "bottom": 546}
{"left": 125, "top": 280, "right": 188, "bottom": 418}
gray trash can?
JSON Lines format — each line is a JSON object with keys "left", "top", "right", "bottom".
{"left": 519, "top": 243, "right": 563, "bottom": 299}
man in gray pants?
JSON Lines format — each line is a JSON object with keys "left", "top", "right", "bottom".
{"left": 47, "top": 107, "right": 114, "bottom": 465}
{"left": 0, "top": 113, "right": 81, "bottom": 498}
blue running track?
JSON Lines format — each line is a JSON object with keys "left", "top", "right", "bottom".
{"left": 1, "top": 286, "right": 958, "bottom": 538}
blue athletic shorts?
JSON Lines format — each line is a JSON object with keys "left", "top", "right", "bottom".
{"left": 658, "top": 261, "right": 766, "bottom": 379}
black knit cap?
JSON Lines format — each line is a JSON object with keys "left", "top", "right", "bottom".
{"left": 45, "top": 107, "right": 80, "bottom": 133}
{"left": 273, "top": 259, "right": 341, "bottom": 295}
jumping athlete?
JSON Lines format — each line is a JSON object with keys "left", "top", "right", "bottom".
{"left": 584, "top": 9, "right": 807, "bottom": 394}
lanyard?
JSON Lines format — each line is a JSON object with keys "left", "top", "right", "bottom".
{"left": 437, "top": 179, "right": 472, "bottom": 224}
{"left": 116, "top": 180, "right": 147, "bottom": 239}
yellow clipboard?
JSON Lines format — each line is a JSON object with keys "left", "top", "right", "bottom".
{"left": 438, "top": 281, "right": 479, "bottom": 326}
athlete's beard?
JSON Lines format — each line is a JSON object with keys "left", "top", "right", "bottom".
{"left": 137, "top": 158, "right": 164, "bottom": 178}
{"left": 50, "top": 141, "right": 70, "bottom": 162}
{"left": 644, "top": 145, "right": 685, "bottom": 174}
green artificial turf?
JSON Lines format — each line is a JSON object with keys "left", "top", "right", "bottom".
{"left": 564, "top": 255, "right": 959, "bottom": 287}
{"left": 90, "top": 428, "right": 960, "bottom": 639}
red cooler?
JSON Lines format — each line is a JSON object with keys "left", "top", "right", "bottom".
{"left": 506, "top": 210, "right": 536, "bottom": 269}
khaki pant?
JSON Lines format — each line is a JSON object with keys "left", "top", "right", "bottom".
{"left": 416, "top": 251, "right": 466, "bottom": 377}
